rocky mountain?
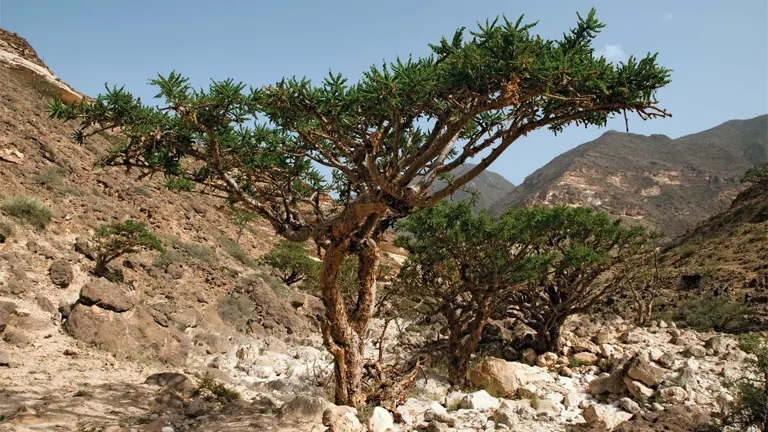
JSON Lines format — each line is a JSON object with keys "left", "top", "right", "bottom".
{"left": 428, "top": 164, "right": 515, "bottom": 209}
{"left": 489, "top": 116, "right": 768, "bottom": 237}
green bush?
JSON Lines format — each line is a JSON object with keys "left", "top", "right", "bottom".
{"left": 677, "top": 244, "right": 698, "bottom": 259}
{"left": 164, "top": 177, "right": 195, "bottom": 192}
{"left": 33, "top": 165, "right": 69, "bottom": 188}
{"left": 261, "top": 240, "right": 320, "bottom": 286}
{"left": 0, "top": 196, "right": 52, "bottom": 229}
{"left": 218, "top": 235, "right": 256, "bottom": 267}
{"left": 658, "top": 296, "right": 756, "bottom": 333}
{"left": 164, "top": 236, "right": 218, "bottom": 265}
{"left": 92, "top": 219, "right": 163, "bottom": 276}
{"left": 192, "top": 372, "right": 240, "bottom": 402}
{"left": 132, "top": 185, "right": 154, "bottom": 198}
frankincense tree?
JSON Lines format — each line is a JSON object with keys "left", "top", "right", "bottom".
{"left": 50, "top": 9, "right": 670, "bottom": 406}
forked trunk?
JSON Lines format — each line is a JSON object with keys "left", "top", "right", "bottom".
{"left": 446, "top": 302, "right": 490, "bottom": 388}
{"left": 319, "top": 238, "right": 380, "bottom": 407}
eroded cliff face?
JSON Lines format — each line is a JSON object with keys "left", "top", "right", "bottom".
{"left": 490, "top": 117, "right": 767, "bottom": 237}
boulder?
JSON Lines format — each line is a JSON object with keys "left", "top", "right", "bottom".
{"left": 49, "top": 260, "right": 73, "bottom": 288}
{"left": 423, "top": 404, "right": 455, "bottom": 427}
{"left": 573, "top": 352, "right": 599, "bottom": 366}
{"left": 468, "top": 357, "right": 553, "bottom": 398}
{"left": 619, "top": 397, "right": 642, "bottom": 415}
{"left": 685, "top": 345, "right": 707, "bottom": 358}
{"left": 35, "top": 295, "right": 57, "bottom": 314}
{"left": 624, "top": 379, "right": 654, "bottom": 401}
{"left": 491, "top": 404, "right": 521, "bottom": 428}
{"left": 536, "top": 352, "right": 558, "bottom": 368}
{"left": 368, "top": 407, "right": 394, "bottom": 432}
{"left": 657, "top": 386, "right": 688, "bottom": 404}
{"left": 625, "top": 355, "right": 667, "bottom": 387}
{"left": 583, "top": 404, "right": 633, "bottom": 430}
{"left": 459, "top": 390, "right": 499, "bottom": 410}
{"left": 79, "top": 279, "right": 133, "bottom": 312}
{"left": 279, "top": 393, "right": 334, "bottom": 422}
{"left": 704, "top": 336, "right": 727, "bottom": 354}
{"left": 323, "top": 406, "right": 362, "bottom": 432}
{"left": 618, "top": 330, "right": 644, "bottom": 344}
{"left": 65, "top": 303, "right": 188, "bottom": 365}
{"left": 589, "top": 369, "right": 626, "bottom": 395}
{"left": 572, "top": 338, "right": 600, "bottom": 354}
{"left": 521, "top": 348, "right": 537, "bottom": 365}
{"left": 395, "top": 398, "right": 432, "bottom": 425}
{"left": 657, "top": 352, "right": 676, "bottom": 369}
{"left": 2, "top": 326, "right": 30, "bottom": 347}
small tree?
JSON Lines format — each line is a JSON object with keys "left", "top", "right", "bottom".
{"left": 505, "top": 207, "right": 652, "bottom": 353}
{"left": 51, "top": 9, "right": 669, "bottom": 406}
{"left": 262, "top": 240, "right": 321, "bottom": 286}
{"left": 92, "top": 220, "right": 162, "bottom": 276}
{"left": 393, "top": 201, "right": 543, "bottom": 385}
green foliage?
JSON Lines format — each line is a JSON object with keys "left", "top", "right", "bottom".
{"left": 261, "top": 240, "right": 320, "bottom": 287}
{"left": 228, "top": 204, "right": 256, "bottom": 243}
{"left": 0, "top": 196, "right": 52, "bottom": 230}
{"left": 742, "top": 164, "right": 768, "bottom": 188}
{"left": 92, "top": 219, "right": 162, "bottom": 276}
{"left": 394, "top": 201, "right": 653, "bottom": 365}
{"left": 164, "top": 177, "right": 195, "bottom": 192}
{"left": 192, "top": 372, "right": 241, "bottom": 402}
{"left": 218, "top": 235, "right": 256, "bottom": 267}
{"left": 726, "top": 335, "right": 768, "bottom": 430}
{"left": 658, "top": 296, "right": 756, "bottom": 333}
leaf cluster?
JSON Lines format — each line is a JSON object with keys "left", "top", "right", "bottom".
{"left": 93, "top": 219, "right": 162, "bottom": 274}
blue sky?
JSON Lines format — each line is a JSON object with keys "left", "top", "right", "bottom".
{"left": 1, "top": 0, "right": 766, "bottom": 184}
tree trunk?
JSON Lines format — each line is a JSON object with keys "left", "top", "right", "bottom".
{"left": 318, "top": 237, "right": 380, "bottom": 408}
{"left": 446, "top": 302, "right": 490, "bottom": 388}
{"left": 533, "top": 316, "right": 566, "bottom": 354}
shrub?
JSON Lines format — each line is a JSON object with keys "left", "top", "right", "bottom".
{"left": 0, "top": 219, "right": 12, "bottom": 242}
{"left": 164, "top": 236, "right": 218, "bottom": 265}
{"left": 0, "top": 196, "right": 52, "bottom": 229}
{"left": 164, "top": 177, "right": 195, "bottom": 192}
{"left": 742, "top": 164, "right": 768, "bottom": 189}
{"left": 132, "top": 185, "right": 154, "bottom": 198}
{"left": 218, "top": 235, "right": 256, "bottom": 267}
{"left": 92, "top": 220, "right": 163, "bottom": 276}
{"left": 192, "top": 372, "right": 241, "bottom": 402}
{"left": 229, "top": 204, "right": 256, "bottom": 243}
{"left": 725, "top": 335, "right": 768, "bottom": 430}
{"left": 677, "top": 244, "right": 698, "bottom": 259}
{"left": 33, "top": 165, "right": 69, "bottom": 188}
{"left": 261, "top": 240, "right": 320, "bottom": 286}
{"left": 658, "top": 296, "right": 757, "bottom": 333}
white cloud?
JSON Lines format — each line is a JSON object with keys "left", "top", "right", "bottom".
{"left": 667, "top": 13, "right": 673, "bottom": 19}
{"left": 596, "top": 44, "right": 626, "bottom": 61}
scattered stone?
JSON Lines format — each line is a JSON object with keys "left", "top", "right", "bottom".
{"left": 589, "top": 369, "right": 626, "bottom": 395}
{"left": 564, "top": 392, "right": 584, "bottom": 409}
{"left": 49, "top": 260, "right": 73, "bottom": 288}
{"left": 625, "top": 379, "right": 654, "bottom": 401}
{"left": 521, "top": 348, "right": 537, "bottom": 365}
{"left": 74, "top": 237, "right": 94, "bottom": 259}
{"left": 35, "top": 295, "right": 57, "bottom": 314}
{"left": 425, "top": 421, "right": 451, "bottom": 432}
{"left": 704, "top": 336, "right": 727, "bottom": 354}
{"left": 468, "top": 357, "right": 553, "bottom": 398}
{"left": 648, "top": 348, "right": 664, "bottom": 362}
{"left": 619, "top": 397, "right": 642, "bottom": 415}
{"left": 582, "top": 404, "right": 633, "bottom": 431}
{"left": 657, "top": 352, "right": 676, "bottom": 369}
{"left": 572, "top": 338, "right": 600, "bottom": 353}
{"left": 573, "top": 352, "right": 599, "bottom": 366}
{"left": 536, "top": 352, "right": 558, "bottom": 368}
{"left": 658, "top": 386, "right": 688, "bottom": 404}
{"left": 323, "top": 406, "right": 362, "bottom": 432}
{"left": 166, "top": 263, "right": 184, "bottom": 280}
{"left": 626, "top": 354, "right": 668, "bottom": 387}
{"left": 600, "top": 344, "right": 616, "bottom": 358}
{"left": 618, "top": 330, "right": 644, "bottom": 344}
{"left": 2, "top": 327, "right": 30, "bottom": 347}
{"left": 63, "top": 348, "right": 78, "bottom": 356}
{"left": 560, "top": 366, "right": 574, "bottom": 377}
{"left": 658, "top": 320, "right": 668, "bottom": 329}
{"left": 279, "top": 393, "right": 334, "bottom": 422}
{"left": 185, "top": 399, "right": 212, "bottom": 418}
{"left": 685, "top": 345, "right": 707, "bottom": 358}
{"left": 459, "top": 390, "right": 500, "bottom": 410}
{"left": 423, "top": 402, "right": 456, "bottom": 427}
{"left": 368, "top": 406, "right": 394, "bottom": 432}
{"left": 651, "top": 402, "right": 664, "bottom": 412}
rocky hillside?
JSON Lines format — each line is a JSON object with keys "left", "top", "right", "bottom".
{"left": 488, "top": 116, "right": 768, "bottom": 237}
{"left": 655, "top": 177, "right": 768, "bottom": 308}
{"left": 428, "top": 163, "right": 515, "bottom": 210}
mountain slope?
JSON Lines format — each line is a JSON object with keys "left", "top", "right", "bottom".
{"left": 428, "top": 163, "right": 515, "bottom": 209}
{"left": 489, "top": 116, "right": 768, "bottom": 236}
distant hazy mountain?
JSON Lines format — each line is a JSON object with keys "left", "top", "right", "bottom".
{"left": 428, "top": 163, "right": 515, "bottom": 210}
{"left": 488, "top": 115, "right": 768, "bottom": 237}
